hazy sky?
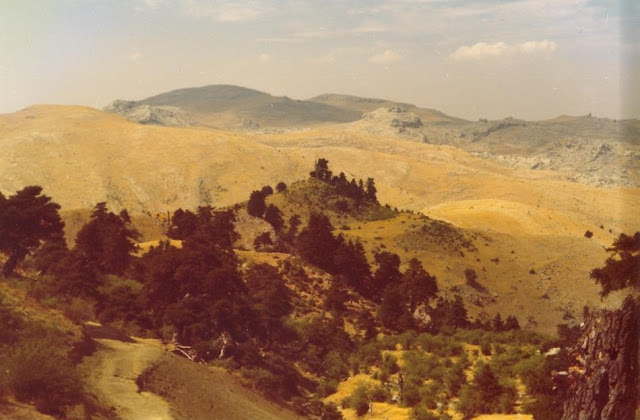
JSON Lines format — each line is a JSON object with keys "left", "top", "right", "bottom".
{"left": 1, "top": 0, "right": 638, "bottom": 120}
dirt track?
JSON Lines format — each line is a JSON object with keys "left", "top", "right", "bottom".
{"left": 80, "top": 330, "right": 173, "bottom": 420}
{"left": 80, "top": 323, "right": 301, "bottom": 420}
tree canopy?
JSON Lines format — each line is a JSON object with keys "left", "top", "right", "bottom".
{"left": 0, "top": 186, "right": 64, "bottom": 276}
{"left": 590, "top": 232, "right": 640, "bottom": 296}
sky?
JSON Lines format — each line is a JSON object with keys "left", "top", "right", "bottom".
{"left": 0, "top": 0, "right": 638, "bottom": 120}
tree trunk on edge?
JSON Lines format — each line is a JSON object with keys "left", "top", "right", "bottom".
{"left": 562, "top": 296, "right": 639, "bottom": 420}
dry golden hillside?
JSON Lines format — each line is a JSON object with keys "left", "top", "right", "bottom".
{"left": 1, "top": 105, "right": 638, "bottom": 333}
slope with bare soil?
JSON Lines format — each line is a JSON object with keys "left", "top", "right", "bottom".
{"left": 80, "top": 324, "right": 301, "bottom": 420}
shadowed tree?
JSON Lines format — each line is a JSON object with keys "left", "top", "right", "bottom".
{"left": 402, "top": 258, "right": 438, "bottom": 313}
{"left": 590, "top": 231, "right": 640, "bottom": 296}
{"left": 247, "top": 190, "right": 267, "bottom": 218}
{"left": 0, "top": 186, "right": 64, "bottom": 276}
{"left": 264, "top": 204, "right": 284, "bottom": 232}
{"left": 168, "top": 208, "right": 198, "bottom": 239}
{"left": 370, "top": 251, "right": 402, "bottom": 301}
{"left": 74, "top": 202, "right": 139, "bottom": 275}
{"left": 297, "top": 212, "right": 338, "bottom": 272}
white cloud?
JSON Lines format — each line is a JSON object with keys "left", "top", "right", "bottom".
{"left": 259, "top": 53, "right": 270, "bottom": 62}
{"left": 368, "top": 49, "right": 402, "bottom": 64}
{"left": 183, "top": 0, "right": 273, "bottom": 22}
{"left": 449, "top": 40, "right": 557, "bottom": 60}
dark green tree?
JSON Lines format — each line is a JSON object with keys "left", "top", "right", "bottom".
{"left": 310, "top": 158, "right": 332, "bottom": 181}
{"left": 74, "top": 202, "right": 139, "bottom": 275}
{"left": 492, "top": 313, "right": 504, "bottom": 332}
{"left": 254, "top": 232, "right": 273, "bottom": 249}
{"left": 365, "top": 178, "right": 377, "bottom": 203}
{"left": 324, "top": 276, "right": 349, "bottom": 315}
{"left": 245, "top": 263, "right": 292, "bottom": 346}
{"left": 296, "top": 212, "right": 338, "bottom": 272}
{"left": 333, "top": 239, "right": 371, "bottom": 293}
{"left": 276, "top": 182, "right": 287, "bottom": 193}
{"left": 590, "top": 232, "right": 640, "bottom": 296}
{"left": 0, "top": 186, "right": 64, "bottom": 276}
{"left": 168, "top": 208, "right": 198, "bottom": 239}
{"left": 504, "top": 315, "right": 520, "bottom": 330}
{"left": 247, "top": 190, "right": 267, "bottom": 218}
{"left": 402, "top": 258, "right": 438, "bottom": 313}
{"left": 264, "top": 204, "right": 284, "bottom": 231}
{"left": 377, "top": 285, "right": 412, "bottom": 331}
{"left": 370, "top": 252, "right": 402, "bottom": 301}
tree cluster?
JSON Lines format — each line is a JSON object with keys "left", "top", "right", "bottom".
{"left": 310, "top": 158, "right": 378, "bottom": 204}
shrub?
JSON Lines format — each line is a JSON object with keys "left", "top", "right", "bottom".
{"left": 411, "top": 405, "right": 439, "bottom": 420}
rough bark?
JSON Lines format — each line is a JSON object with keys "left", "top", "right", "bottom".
{"left": 562, "top": 296, "right": 639, "bottom": 420}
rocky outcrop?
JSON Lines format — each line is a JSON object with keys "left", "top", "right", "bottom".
{"left": 104, "top": 100, "right": 195, "bottom": 127}
{"left": 561, "top": 296, "right": 638, "bottom": 420}
{"left": 355, "top": 107, "right": 428, "bottom": 142}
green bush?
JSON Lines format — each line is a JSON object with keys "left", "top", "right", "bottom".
{"left": 411, "top": 405, "right": 439, "bottom": 420}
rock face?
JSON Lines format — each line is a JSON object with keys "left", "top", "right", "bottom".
{"left": 561, "top": 296, "right": 639, "bottom": 420}
{"left": 104, "top": 100, "right": 195, "bottom": 127}
{"left": 356, "top": 107, "right": 428, "bottom": 142}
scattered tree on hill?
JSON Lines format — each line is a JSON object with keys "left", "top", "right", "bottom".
{"left": 248, "top": 190, "right": 267, "bottom": 218}
{"left": 458, "top": 362, "right": 513, "bottom": 418}
{"left": 433, "top": 295, "right": 470, "bottom": 331}
{"left": 324, "top": 276, "right": 349, "bottom": 315}
{"left": 365, "top": 178, "right": 377, "bottom": 203}
{"left": 492, "top": 313, "right": 504, "bottom": 332}
{"left": 370, "top": 252, "right": 402, "bottom": 301}
{"left": 333, "top": 239, "right": 371, "bottom": 293}
{"left": 309, "top": 158, "right": 378, "bottom": 203}
{"left": 402, "top": 258, "right": 438, "bottom": 313}
{"left": 254, "top": 232, "right": 273, "bottom": 249}
{"left": 297, "top": 212, "right": 338, "bottom": 272}
{"left": 74, "top": 202, "right": 139, "bottom": 275}
{"left": 276, "top": 182, "right": 287, "bottom": 193}
{"left": 0, "top": 186, "right": 64, "bottom": 276}
{"left": 377, "top": 285, "right": 412, "bottom": 331}
{"left": 244, "top": 263, "right": 292, "bottom": 346}
{"left": 464, "top": 268, "right": 484, "bottom": 291}
{"left": 590, "top": 231, "right": 640, "bottom": 296}
{"left": 504, "top": 315, "right": 520, "bottom": 330}
{"left": 261, "top": 185, "right": 274, "bottom": 196}
{"left": 310, "top": 158, "right": 332, "bottom": 181}
{"left": 168, "top": 208, "right": 198, "bottom": 239}
{"left": 264, "top": 204, "right": 284, "bottom": 232}
{"left": 287, "top": 214, "right": 301, "bottom": 239}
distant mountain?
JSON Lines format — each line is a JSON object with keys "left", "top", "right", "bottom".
{"left": 133, "top": 85, "right": 362, "bottom": 129}
{"left": 308, "top": 93, "right": 465, "bottom": 123}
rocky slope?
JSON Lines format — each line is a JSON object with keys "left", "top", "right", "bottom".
{"left": 103, "top": 100, "right": 196, "bottom": 127}
{"left": 110, "top": 85, "right": 362, "bottom": 129}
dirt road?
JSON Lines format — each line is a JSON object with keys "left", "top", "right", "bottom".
{"left": 80, "top": 324, "right": 173, "bottom": 420}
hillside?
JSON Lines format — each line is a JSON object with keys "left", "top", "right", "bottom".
{"left": 308, "top": 93, "right": 464, "bottom": 124}
{"left": 109, "top": 85, "right": 362, "bottom": 129}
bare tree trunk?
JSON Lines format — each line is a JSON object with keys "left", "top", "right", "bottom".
{"left": 562, "top": 296, "right": 639, "bottom": 420}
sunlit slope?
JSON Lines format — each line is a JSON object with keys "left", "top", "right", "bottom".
{"left": 253, "top": 127, "right": 639, "bottom": 236}
{"left": 0, "top": 105, "right": 303, "bottom": 212}
{"left": 1, "top": 105, "right": 637, "bottom": 237}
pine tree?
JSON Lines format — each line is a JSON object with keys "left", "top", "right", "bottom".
{"left": 370, "top": 252, "right": 402, "bottom": 301}
{"left": 247, "top": 190, "right": 267, "bottom": 218}
{"left": 264, "top": 204, "right": 284, "bottom": 231}
{"left": 75, "top": 202, "right": 139, "bottom": 275}
{"left": 0, "top": 186, "right": 64, "bottom": 276}
{"left": 296, "top": 212, "right": 338, "bottom": 272}
{"left": 402, "top": 258, "right": 438, "bottom": 312}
